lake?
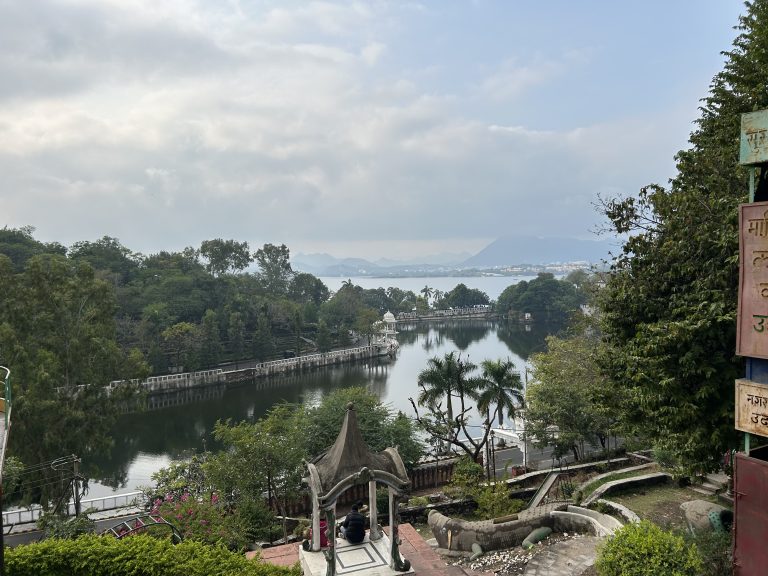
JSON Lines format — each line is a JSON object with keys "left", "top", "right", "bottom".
{"left": 85, "top": 278, "right": 554, "bottom": 498}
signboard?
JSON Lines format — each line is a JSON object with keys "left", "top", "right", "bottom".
{"left": 741, "top": 110, "right": 768, "bottom": 165}
{"left": 736, "top": 202, "right": 768, "bottom": 358}
{"left": 736, "top": 379, "right": 768, "bottom": 435}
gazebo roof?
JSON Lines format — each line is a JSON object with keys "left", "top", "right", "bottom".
{"left": 306, "top": 403, "right": 409, "bottom": 502}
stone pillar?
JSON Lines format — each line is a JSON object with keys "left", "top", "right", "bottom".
{"left": 311, "top": 491, "right": 321, "bottom": 551}
{"left": 368, "top": 479, "right": 381, "bottom": 541}
{"left": 387, "top": 488, "right": 411, "bottom": 572}
{"left": 323, "top": 506, "right": 336, "bottom": 576}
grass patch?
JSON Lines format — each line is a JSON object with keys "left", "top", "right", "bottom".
{"left": 608, "top": 484, "right": 726, "bottom": 531}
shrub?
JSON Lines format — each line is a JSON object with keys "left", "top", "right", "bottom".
{"left": 687, "top": 530, "right": 732, "bottom": 576}
{"left": 475, "top": 483, "right": 525, "bottom": 518}
{"left": 446, "top": 456, "right": 484, "bottom": 500}
{"left": 407, "top": 496, "right": 430, "bottom": 508}
{"left": 37, "top": 510, "right": 96, "bottom": 540}
{"left": 152, "top": 492, "right": 247, "bottom": 550}
{"left": 6, "top": 534, "right": 300, "bottom": 576}
{"left": 596, "top": 520, "right": 702, "bottom": 576}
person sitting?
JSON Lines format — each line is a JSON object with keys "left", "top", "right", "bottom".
{"left": 340, "top": 502, "right": 366, "bottom": 544}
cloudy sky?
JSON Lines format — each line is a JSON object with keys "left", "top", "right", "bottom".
{"left": 1, "top": 0, "right": 745, "bottom": 260}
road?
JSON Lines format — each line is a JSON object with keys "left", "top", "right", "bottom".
{"left": 491, "top": 441, "right": 619, "bottom": 478}
{"left": 4, "top": 509, "right": 145, "bottom": 547}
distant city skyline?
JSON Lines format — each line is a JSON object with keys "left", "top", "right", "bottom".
{"left": 1, "top": 1, "right": 744, "bottom": 260}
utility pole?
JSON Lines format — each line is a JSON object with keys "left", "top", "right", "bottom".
{"left": 72, "top": 455, "right": 81, "bottom": 517}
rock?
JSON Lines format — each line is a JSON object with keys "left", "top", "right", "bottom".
{"left": 680, "top": 499, "right": 728, "bottom": 533}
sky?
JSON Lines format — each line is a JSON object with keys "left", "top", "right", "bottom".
{"left": 0, "top": 0, "right": 746, "bottom": 261}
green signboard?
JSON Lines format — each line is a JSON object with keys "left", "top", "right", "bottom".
{"left": 741, "top": 110, "right": 768, "bottom": 165}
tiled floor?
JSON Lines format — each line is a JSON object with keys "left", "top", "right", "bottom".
{"left": 251, "top": 524, "right": 493, "bottom": 576}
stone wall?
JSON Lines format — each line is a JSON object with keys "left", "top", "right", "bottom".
{"left": 426, "top": 508, "right": 562, "bottom": 553}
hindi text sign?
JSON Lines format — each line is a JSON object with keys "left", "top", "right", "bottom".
{"left": 736, "top": 379, "right": 768, "bottom": 435}
{"left": 741, "top": 109, "right": 768, "bottom": 165}
{"left": 737, "top": 202, "right": 768, "bottom": 358}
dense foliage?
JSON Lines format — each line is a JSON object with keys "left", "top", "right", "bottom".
{"left": 595, "top": 1, "right": 768, "bottom": 469}
{"left": 595, "top": 520, "right": 702, "bottom": 576}
{"left": 147, "top": 387, "right": 423, "bottom": 541}
{"left": 411, "top": 352, "right": 525, "bottom": 468}
{"left": 5, "top": 534, "right": 300, "bottom": 576}
{"left": 527, "top": 321, "right": 623, "bottom": 461}
{"left": 496, "top": 272, "right": 585, "bottom": 322}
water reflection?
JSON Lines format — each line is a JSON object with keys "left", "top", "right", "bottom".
{"left": 496, "top": 319, "right": 566, "bottom": 359}
{"left": 88, "top": 321, "right": 556, "bottom": 494}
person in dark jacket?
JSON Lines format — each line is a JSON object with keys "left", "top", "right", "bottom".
{"left": 340, "top": 502, "right": 366, "bottom": 544}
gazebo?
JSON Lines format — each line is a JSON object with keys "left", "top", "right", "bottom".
{"left": 300, "top": 403, "right": 412, "bottom": 576}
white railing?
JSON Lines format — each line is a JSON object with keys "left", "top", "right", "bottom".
{"left": 3, "top": 491, "right": 145, "bottom": 526}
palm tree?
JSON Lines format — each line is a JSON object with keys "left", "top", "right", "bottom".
{"left": 417, "top": 352, "right": 457, "bottom": 421}
{"left": 477, "top": 358, "right": 525, "bottom": 429}
{"left": 420, "top": 285, "right": 433, "bottom": 304}
{"left": 417, "top": 352, "right": 481, "bottom": 422}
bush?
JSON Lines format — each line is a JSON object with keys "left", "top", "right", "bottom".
{"left": 596, "top": 521, "right": 702, "bottom": 576}
{"left": 687, "top": 530, "right": 732, "bottom": 576}
{"left": 6, "top": 534, "right": 300, "bottom": 576}
{"left": 406, "top": 496, "right": 430, "bottom": 508}
{"left": 474, "top": 483, "right": 524, "bottom": 518}
{"left": 37, "top": 510, "right": 96, "bottom": 540}
{"left": 446, "top": 457, "right": 484, "bottom": 500}
{"left": 151, "top": 492, "right": 247, "bottom": 550}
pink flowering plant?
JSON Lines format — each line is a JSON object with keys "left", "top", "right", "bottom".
{"left": 151, "top": 491, "right": 247, "bottom": 550}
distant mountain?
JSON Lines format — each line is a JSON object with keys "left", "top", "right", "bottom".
{"left": 462, "top": 235, "right": 615, "bottom": 267}
{"left": 291, "top": 251, "right": 472, "bottom": 276}
{"left": 375, "top": 252, "right": 471, "bottom": 267}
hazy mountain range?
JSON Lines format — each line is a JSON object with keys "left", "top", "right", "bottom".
{"left": 292, "top": 235, "right": 616, "bottom": 276}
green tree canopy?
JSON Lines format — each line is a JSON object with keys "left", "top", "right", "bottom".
{"left": 440, "top": 283, "right": 490, "bottom": 309}
{"left": 304, "top": 387, "right": 424, "bottom": 468}
{"left": 497, "top": 273, "right": 585, "bottom": 322}
{"left": 595, "top": 1, "right": 768, "bottom": 470}
{"left": 527, "top": 329, "right": 621, "bottom": 461}
{"left": 0, "top": 226, "right": 66, "bottom": 271}
{"left": 254, "top": 243, "right": 293, "bottom": 295}
{"left": 477, "top": 358, "right": 525, "bottom": 429}
{"left": 200, "top": 238, "right": 252, "bottom": 276}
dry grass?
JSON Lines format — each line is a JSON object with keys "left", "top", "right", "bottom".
{"left": 607, "top": 483, "right": 726, "bottom": 531}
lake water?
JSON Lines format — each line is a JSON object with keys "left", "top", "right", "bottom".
{"left": 86, "top": 277, "right": 553, "bottom": 498}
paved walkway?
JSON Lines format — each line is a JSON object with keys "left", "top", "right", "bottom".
{"left": 522, "top": 536, "right": 600, "bottom": 576}
{"left": 251, "top": 524, "right": 493, "bottom": 576}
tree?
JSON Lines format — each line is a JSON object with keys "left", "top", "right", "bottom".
{"left": 0, "top": 254, "right": 144, "bottom": 505}
{"left": 199, "top": 309, "right": 223, "bottom": 368}
{"left": 420, "top": 285, "right": 433, "bottom": 306}
{"left": 496, "top": 273, "right": 584, "bottom": 322}
{"left": 410, "top": 352, "right": 492, "bottom": 462}
{"left": 304, "top": 387, "right": 424, "bottom": 468}
{"left": 162, "top": 322, "right": 200, "bottom": 371}
{"left": 227, "top": 311, "right": 246, "bottom": 364}
{"left": 477, "top": 358, "right": 525, "bottom": 429}
{"left": 595, "top": 1, "right": 768, "bottom": 470}
{"left": 254, "top": 243, "right": 293, "bottom": 295}
{"left": 251, "top": 313, "right": 275, "bottom": 361}
{"left": 527, "top": 330, "right": 622, "bottom": 461}
{"left": 354, "top": 307, "right": 381, "bottom": 345}
{"left": 199, "top": 239, "right": 252, "bottom": 277}
{"left": 288, "top": 272, "right": 330, "bottom": 306}
{"left": 68, "top": 236, "right": 139, "bottom": 285}
{"left": 441, "top": 283, "right": 490, "bottom": 309}
{"left": 207, "top": 404, "right": 307, "bottom": 541}
{"left": 316, "top": 321, "right": 332, "bottom": 353}
{"left": 0, "top": 226, "right": 66, "bottom": 271}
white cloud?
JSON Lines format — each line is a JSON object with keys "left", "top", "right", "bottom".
{"left": 0, "top": 0, "right": 731, "bottom": 259}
